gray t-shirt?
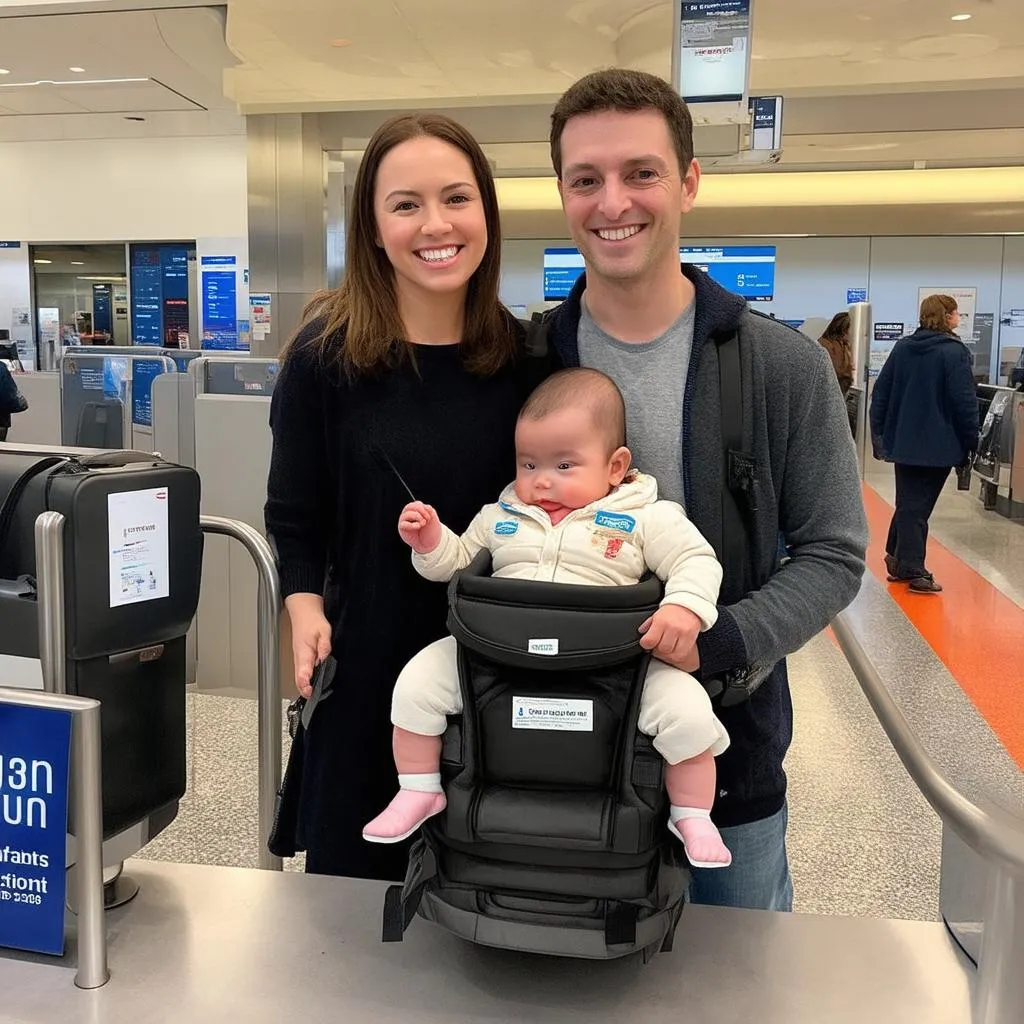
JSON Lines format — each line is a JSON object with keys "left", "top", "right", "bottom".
{"left": 578, "top": 299, "right": 695, "bottom": 506}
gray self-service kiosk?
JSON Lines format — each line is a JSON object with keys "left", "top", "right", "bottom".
{"left": 0, "top": 445, "right": 202, "bottom": 897}
{"left": 59, "top": 350, "right": 178, "bottom": 453}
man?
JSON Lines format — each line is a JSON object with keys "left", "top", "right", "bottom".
{"left": 544, "top": 68, "right": 867, "bottom": 911}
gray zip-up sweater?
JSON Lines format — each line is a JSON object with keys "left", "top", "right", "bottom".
{"left": 546, "top": 266, "right": 868, "bottom": 827}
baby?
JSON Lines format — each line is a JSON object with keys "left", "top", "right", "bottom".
{"left": 363, "top": 368, "right": 732, "bottom": 868}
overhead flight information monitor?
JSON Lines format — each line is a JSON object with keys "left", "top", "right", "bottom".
{"left": 674, "top": 0, "right": 752, "bottom": 122}
{"left": 543, "top": 245, "right": 776, "bottom": 301}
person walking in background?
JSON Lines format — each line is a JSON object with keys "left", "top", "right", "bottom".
{"left": 818, "top": 312, "right": 854, "bottom": 395}
{"left": 870, "top": 294, "right": 978, "bottom": 595}
{"left": 0, "top": 360, "right": 28, "bottom": 442}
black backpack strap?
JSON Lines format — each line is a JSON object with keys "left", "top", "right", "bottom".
{"left": 0, "top": 456, "right": 67, "bottom": 559}
{"left": 714, "top": 331, "right": 755, "bottom": 578}
{"left": 522, "top": 312, "right": 549, "bottom": 359}
{"left": 605, "top": 902, "right": 639, "bottom": 947}
{"left": 518, "top": 313, "right": 553, "bottom": 395}
{"left": 381, "top": 836, "right": 437, "bottom": 943}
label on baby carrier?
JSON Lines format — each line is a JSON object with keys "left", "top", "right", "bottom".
{"left": 512, "top": 696, "right": 594, "bottom": 732}
{"left": 527, "top": 637, "right": 559, "bottom": 655}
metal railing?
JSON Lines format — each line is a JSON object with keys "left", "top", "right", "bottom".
{"left": 832, "top": 603, "right": 1024, "bottom": 1024}
{"left": 199, "top": 515, "right": 283, "bottom": 871}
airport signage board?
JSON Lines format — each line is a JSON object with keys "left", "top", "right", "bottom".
{"left": 0, "top": 702, "right": 72, "bottom": 956}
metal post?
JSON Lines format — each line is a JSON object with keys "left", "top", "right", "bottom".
{"left": 848, "top": 300, "right": 872, "bottom": 477}
{"left": 71, "top": 698, "right": 109, "bottom": 989}
{"left": 199, "top": 515, "right": 283, "bottom": 870}
{"left": 34, "top": 511, "right": 67, "bottom": 694}
{"left": 974, "top": 867, "right": 1024, "bottom": 1024}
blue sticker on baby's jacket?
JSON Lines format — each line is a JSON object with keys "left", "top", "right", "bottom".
{"left": 494, "top": 520, "right": 519, "bottom": 536}
{"left": 594, "top": 511, "right": 636, "bottom": 533}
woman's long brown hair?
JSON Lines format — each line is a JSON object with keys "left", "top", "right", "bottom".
{"left": 288, "top": 113, "right": 517, "bottom": 377}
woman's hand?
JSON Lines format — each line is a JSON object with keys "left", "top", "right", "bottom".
{"left": 284, "top": 593, "right": 332, "bottom": 698}
{"left": 398, "top": 501, "right": 442, "bottom": 554}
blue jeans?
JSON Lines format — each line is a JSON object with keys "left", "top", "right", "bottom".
{"left": 688, "top": 803, "right": 794, "bottom": 911}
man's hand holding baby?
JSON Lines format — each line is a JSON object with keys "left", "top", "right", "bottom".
{"left": 638, "top": 604, "right": 702, "bottom": 670}
{"left": 398, "top": 502, "right": 442, "bottom": 554}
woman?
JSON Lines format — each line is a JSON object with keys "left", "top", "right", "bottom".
{"left": 817, "top": 312, "right": 854, "bottom": 395}
{"left": 265, "top": 114, "right": 551, "bottom": 879}
{"left": 869, "top": 294, "right": 978, "bottom": 594}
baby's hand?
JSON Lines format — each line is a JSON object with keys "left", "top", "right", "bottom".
{"left": 638, "top": 605, "right": 701, "bottom": 665}
{"left": 398, "top": 502, "right": 442, "bottom": 555}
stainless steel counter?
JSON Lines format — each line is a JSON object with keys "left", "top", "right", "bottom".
{"left": 0, "top": 859, "right": 973, "bottom": 1023}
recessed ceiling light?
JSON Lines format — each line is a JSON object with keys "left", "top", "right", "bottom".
{"left": 951, "top": 13, "right": 972, "bottom": 20}
{"left": 329, "top": 38, "right": 351, "bottom": 47}
{"left": 33, "top": 259, "right": 53, "bottom": 265}
{"left": 0, "top": 69, "right": 10, "bottom": 76}
{"left": 69, "top": 66, "right": 86, "bottom": 73}
{"left": 71, "top": 261, "right": 85, "bottom": 265}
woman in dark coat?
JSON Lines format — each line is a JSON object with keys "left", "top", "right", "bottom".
{"left": 869, "top": 294, "right": 978, "bottom": 594}
{"left": 265, "top": 114, "right": 548, "bottom": 879}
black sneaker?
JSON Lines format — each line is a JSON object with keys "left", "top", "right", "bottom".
{"left": 885, "top": 553, "right": 917, "bottom": 582}
{"left": 909, "top": 574, "right": 943, "bottom": 594}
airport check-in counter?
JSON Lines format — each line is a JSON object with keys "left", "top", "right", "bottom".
{"left": 151, "top": 356, "right": 283, "bottom": 696}
{"left": 4, "top": 567, "right": 1023, "bottom": 1022}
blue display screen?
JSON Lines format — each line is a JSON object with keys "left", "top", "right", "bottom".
{"left": 130, "top": 358, "right": 166, "bottom": 426}
{"left": 130, "top": 244, "right": 192, "bottom": 346}
{"left": 543, "top": 245, "right": 776, "bottom": 301}
{"left": 130, "top": 248, "right": 163, "bottom": 345}
{"left": 202, "top": 269, "right": 238, "bottom": 349}
{"left": 681, "top": 245, "right": 776, "bottom": 300}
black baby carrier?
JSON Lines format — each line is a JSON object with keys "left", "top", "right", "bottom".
{"left": 381, "top": 318, "right": 757, "bottom": 960}
{"left": 383, "top": 551, "right": 688, "bottom": 959}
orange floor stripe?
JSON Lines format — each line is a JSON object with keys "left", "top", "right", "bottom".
{"left": 862, "top": 485, "right": 1024, "bottom": 769}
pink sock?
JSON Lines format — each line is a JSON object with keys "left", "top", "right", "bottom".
{"left": 362, "top": 774, "right": 446, "bottom": 844}
{"left": 667, "top": 806, "right": 732, "bottom": 869}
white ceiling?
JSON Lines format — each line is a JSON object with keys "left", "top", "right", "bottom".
{"left": 0, "top": 2, "right": 243, "bottom": 141}
{"left": 224, "top": 0, "right": 1024, "bottom": 108}
{"left": 0, "top": 0, "right": 1021, "bottom": 173}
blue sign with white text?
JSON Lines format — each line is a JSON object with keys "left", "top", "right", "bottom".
{"left": 202, "top": 269, "right": 238, "bottom": 350}
{"left": 131, "top": 358, "right": 167, "bottom": 426}
{"left": 847, "top": 288, "right": 867, "bottom": 304}
{"left": 0, "top": 242, "right": 22, "bottom": 249}
{"left": 0, "top": 703, "right": 72, "bottom": 956}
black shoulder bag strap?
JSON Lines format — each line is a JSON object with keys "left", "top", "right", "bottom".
{"left": 714, "top": 331, "right": 755, "bottom": 587}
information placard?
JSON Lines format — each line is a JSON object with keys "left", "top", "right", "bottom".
{"left": 0, "top": 703, "right": 72, "bottom": 956}
{"left": 108, "top": 487, "right": 170, "bottom": 607}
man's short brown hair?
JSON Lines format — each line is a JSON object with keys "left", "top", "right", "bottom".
{"left": 550, "top": 68, "right": 695, "bottom": 179}
{"left": 519, "top": 368, "right": 626, "bottom": 452}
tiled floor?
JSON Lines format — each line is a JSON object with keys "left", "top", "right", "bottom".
{"left": 136, "top": 462, "right": 1022, "bottom": 920}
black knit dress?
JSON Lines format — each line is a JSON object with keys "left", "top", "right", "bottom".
{"left": 266, "top": 324, "right": 544, "bottom": 879}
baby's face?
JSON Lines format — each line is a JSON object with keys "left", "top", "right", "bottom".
{"left": 514, "top": 406, "right": 623, "bottom": 516}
